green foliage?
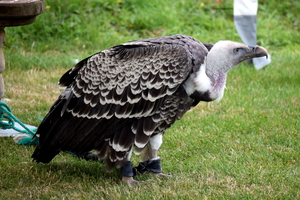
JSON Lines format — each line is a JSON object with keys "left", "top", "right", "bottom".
{"left": 1, "top": 0, "right": 299, "bottom": 199}
{"left": 4, "top": 0, "right": 299, "bottom": 70}
{"left": 4, "top": 0, "right": 298, "bottom": 70}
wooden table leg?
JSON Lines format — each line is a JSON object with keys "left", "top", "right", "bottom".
{"left": 0, "top": 27, "right": 5, "bottom": 99}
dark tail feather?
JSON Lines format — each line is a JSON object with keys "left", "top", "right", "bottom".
{"left": 31, "top": 97, "right": 67, "bottom": 163}
{"left": 31, "top": 145, "right": 60, "bottom": 163}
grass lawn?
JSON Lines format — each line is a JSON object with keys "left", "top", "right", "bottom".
{"left": 0, "top": 0, "right": 299, "bottom": 199}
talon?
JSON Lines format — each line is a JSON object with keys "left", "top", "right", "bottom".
{"left": 121, "top": 177, "right": 151, "bottom": 187}
{"left": 149, "top": 172, "right": 172, "bottom": 179}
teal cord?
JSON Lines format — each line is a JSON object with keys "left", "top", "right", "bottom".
{"left": 0, "top": 100, "right": 38, "bottom": 145}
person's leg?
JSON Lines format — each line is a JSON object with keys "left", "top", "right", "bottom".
{"left": 234, "top": 0, "right": 271, "bottom": 70}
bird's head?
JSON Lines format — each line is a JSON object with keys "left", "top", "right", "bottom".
{"left": 206, "top": 41, "right": 268, "bottom": 75}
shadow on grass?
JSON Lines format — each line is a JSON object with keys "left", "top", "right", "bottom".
{"left": 34, "top": 156, "right": 120, "bottom": 180}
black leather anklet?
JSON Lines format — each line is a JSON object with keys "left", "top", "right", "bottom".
{"left": 121, "top": 161, "right": 137, "bottom": 177}
{"left": 134, "top": 158, "right": 162, "bottom": 174}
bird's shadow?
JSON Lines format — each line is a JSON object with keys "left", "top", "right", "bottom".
{"left": 33, "top": 156, "right": 121, "bottom": 183}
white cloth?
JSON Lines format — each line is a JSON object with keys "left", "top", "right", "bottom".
{"left": 234, "top": 0, "right": 258, "bottom": 16}
{"left": 253, "top": 55, "right": 272, "bottom": 70}
{"left": 0, "top": 122, "right": 37, "bottom": 137}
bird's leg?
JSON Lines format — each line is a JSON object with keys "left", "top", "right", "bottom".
{"left": 135, "top": 134, "right": 172, "bottom": 178}
{"left": 120, "top": 149, "right": 151, "bottom": 187}
{"left": 135, "top": 156, "right": 171, "bottom": 178}
{"left": 121, "top": 160, "right": 150, "bottom": 187}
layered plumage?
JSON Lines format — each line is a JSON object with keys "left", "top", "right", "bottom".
{"left": 32, "top": 34, "right": 268, "bottom": 185}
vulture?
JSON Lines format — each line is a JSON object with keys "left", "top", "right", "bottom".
{"left": 32, "top": 34, "right": 268, "bottom": 186}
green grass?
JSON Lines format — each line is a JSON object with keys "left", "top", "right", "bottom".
{"left": 1, "top": 0, "right": 299, "bottom": 199}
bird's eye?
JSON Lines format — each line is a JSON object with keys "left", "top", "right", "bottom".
{"left": 233, "top": 48, "right": 244, "bottom": 54}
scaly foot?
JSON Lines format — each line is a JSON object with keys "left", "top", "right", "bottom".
{"left": 149, "top": 172, "right": 172, "bottom": 178}
{"left": 121, "top": 177, "right": 152, "bottom": 187}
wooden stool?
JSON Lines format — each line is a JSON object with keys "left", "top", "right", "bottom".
{"left": 0, "top": 0, "right": 44, "bottom": 99}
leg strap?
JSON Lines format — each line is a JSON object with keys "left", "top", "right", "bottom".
{"left": 121, "top": 161, "right": 137, "bottom": 177}
{"left": 121, "top": 158, "right": 162, "bottom": 177}
{"left": 134, "top": 158, "right": 162, "bottom": 174}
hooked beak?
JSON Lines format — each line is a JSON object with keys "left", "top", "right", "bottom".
{"left": 239, "top": 45, "right": 268, "bottom": 62}
{"left": 248, "top": 45, "right": 268, "bottom": 59}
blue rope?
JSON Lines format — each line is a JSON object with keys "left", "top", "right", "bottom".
{"left": 0, "top": 100, "right": 38, "bottom": 145}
